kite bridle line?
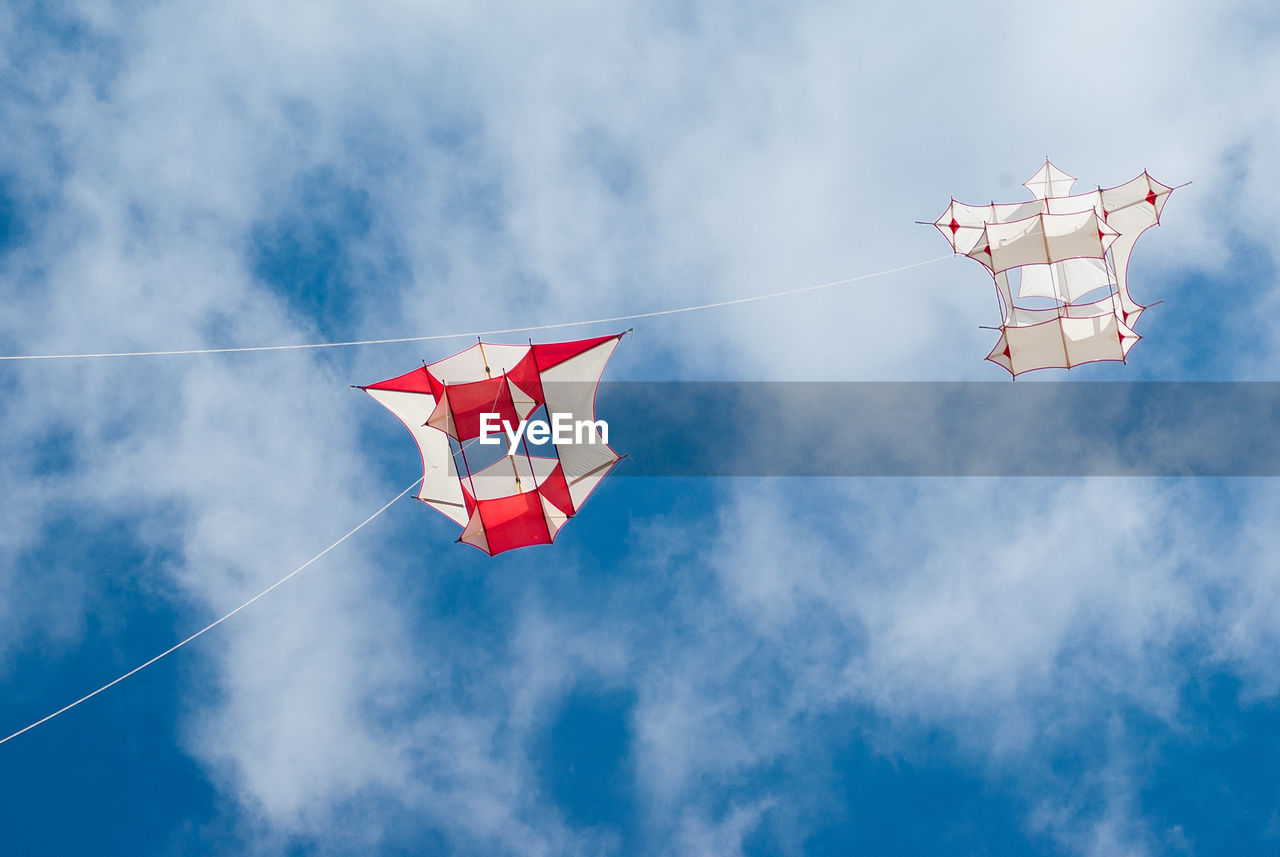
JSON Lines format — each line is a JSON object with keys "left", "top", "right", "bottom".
{"left": 0, "top": 256, "right": 953, "bottom": 361}
{"left": 0, "top": 477, "right": 422, "bottom": 748}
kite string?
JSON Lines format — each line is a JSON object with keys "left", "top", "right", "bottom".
{"left": 0, "top": 255, "right": 954, "bottom": 361}
{"left": 0, "top": 477, "right": 422, "bottom": 747}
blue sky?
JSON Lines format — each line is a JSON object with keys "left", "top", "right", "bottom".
{"left": 2, "top": 1, "right": 1280, "bottom": 855}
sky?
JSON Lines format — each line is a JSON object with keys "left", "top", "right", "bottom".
{"left": 1, "top": 1, "right": 1280, "bottom": 855}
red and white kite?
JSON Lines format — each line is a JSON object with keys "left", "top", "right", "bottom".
{"left": 361, "top": 334, "right": 624, "bottom": 555}
{"left": 935, "top": 160, "right": 1176, "bottom": 376}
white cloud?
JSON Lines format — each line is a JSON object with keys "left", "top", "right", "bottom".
{"left": 635, "top": 477, "right": 1279, "bottom": 849}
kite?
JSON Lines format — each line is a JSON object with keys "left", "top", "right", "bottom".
{"left": 934, "top": 160, "right": 1176, "bottom": 376}
{"left": 360, "top": 333, "right": 624, "bottom": 555}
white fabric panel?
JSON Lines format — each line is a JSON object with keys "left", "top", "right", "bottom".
{"left": 365, "top": 388, "right": 468, "bottom": 525}
{"left": 1043, "top": 209, "right": 1116, "bottom": 256}
{"left": 942, "top": 224, "right": 984, "bottom": 255}
{"left": 1107, "top": 235, "right": 1147, "bottom": 326}
{"left": 1016, "top": 264, "right": 1060, "bottom": 301}
{"left": 1098, "top": 173, "right": 1172, "bottom": 232}
{"left": 1044, "top": 188, "right": 1102, "bottom": 217}
{"left": 465, "top": 457, "right": 520, "bottom": 501}
{"left": 539, "top": 495, "right": 568, "bottom": 540}
{"left": 561, "top": 441, "right": 618, "bottom": 508}
{"left": 999, "top": 314, "right": 1131, "bottom": 375}
{"left": 989, "top": 200, "right": 1045, "bottom": 222}
{"left": 1007, "top": 305, "right": 1062, "bottom": 327}
{"left": 539, "top": 339, "right": 622, "bottom": 507}
{"left": 427, "top": 343, "right": 532, "bottom": 383}
{"left": 1024, "top": 160, "right": 1076, "bottom": 199}
{"left": 972, "top": 215, "right": 1046, "bottom": 272}
{"left": 564, "top": 462, "right": 616, "bottom": 511}
{"left": 986, "top": 331, "right": 1013, "bottom": 374}
{"left": 974, "top": 211, "right": 1114, "bottom": 274}
{"left": 460, "top": 510, "right": 490, "bottom": 553}
{"left": 1120, "top": 320, "right": 1140, "bottom": 356}
{"left": 1061, "top": 314, "right": 1126, "bottom": 365}
{"left": 936, "top": 199, "right": 1042, "bottom": 253}
{"left": 1005, "top": 320, "right": 1068, "bottom": 372}
{"left": 467, "top": 454, "right": 559, "bottom": 501}
{"left": 507, "top": 377, "right": 539, "bottom": 421}
{"left": 1117, "top": 297, "right": 1144, "bottom": 328}
{"left": 481, "top": 343, "right": 536, "bottom": 375}
{"left": 993, "top": 271, "right": 1014, "bottom": 323}
{"left": 426, "top": 388, "right": 456, "bottom": 437}
{"left": 1017, "top": 257, "right": 1113, "bottom": 303}
{"left": 933, "top": 202, "right": 982, "bottom": 254}
{"left": 1064, "top": 292, "right": 1123, "bottom": 318}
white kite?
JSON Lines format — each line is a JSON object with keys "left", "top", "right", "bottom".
{"left": 934, "top": 160, "right": 1176, "bottom": 376}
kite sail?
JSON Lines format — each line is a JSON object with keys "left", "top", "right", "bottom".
{"left": 934, "top": 160, "right": 1176, "bottom": 376}
{"left": 361, "top": 333, "right": 624, "bottom": 555}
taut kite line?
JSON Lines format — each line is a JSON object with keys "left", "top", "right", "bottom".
{"left": 0, "top": 478, "right": 422, "bottom": 748}
{"left": 0, "top": 256, "right": 950, "bottom": 362}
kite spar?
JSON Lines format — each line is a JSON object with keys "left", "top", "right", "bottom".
{"left": 933, "top": 160, "right": 1177, "bottom": 376}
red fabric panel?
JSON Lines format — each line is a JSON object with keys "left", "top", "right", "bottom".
{"left": 462, "top": 483, "right": 476, "bottom": 517}
{"left": 477, "top": 492, "right": 553, "bottom": 554}
{"left": 537, "top": 463, "right": 575, "bottom": 516}
{"left": 365, "top": 366, "right": 433, "bottom": 393}
{"left": 446, "top": 376, "right": 519, "bottom": 441}
{"left": 506, "top": 349, "right": 545, "bottom": 403}
{"left": 530, "top": 334, "right": 620, "bottom": 371}
{"left": 426, "top": 371, "right": 444, "bottom": 399}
